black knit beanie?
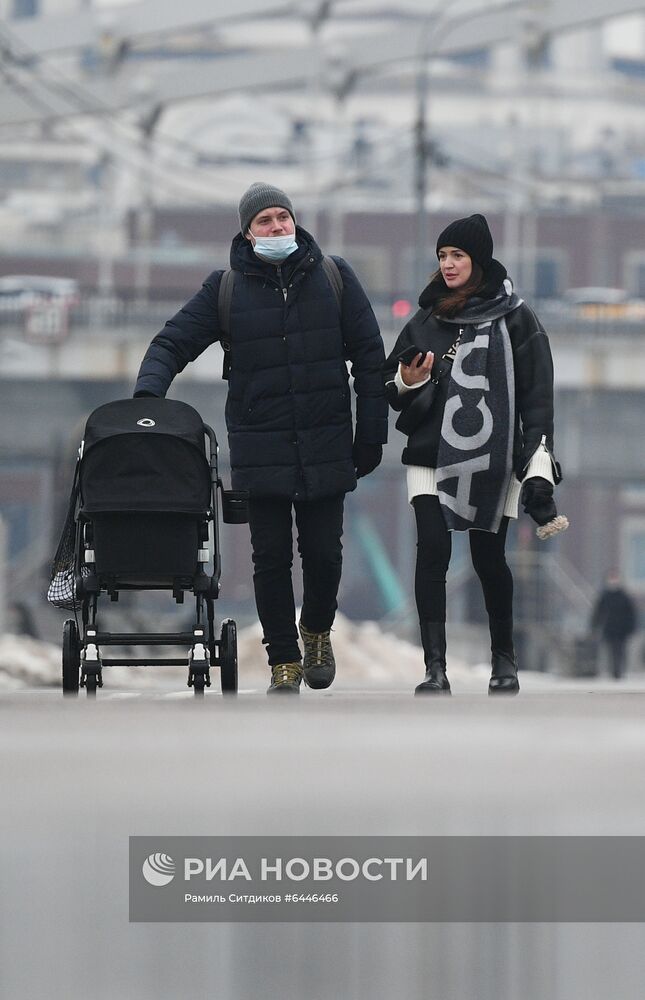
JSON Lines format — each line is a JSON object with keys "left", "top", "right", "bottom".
{"left": 238, "top": 182, "right": 296, "bottom": 235}
{"left": 435, "top": 213, "right": 493, "bottom": 269}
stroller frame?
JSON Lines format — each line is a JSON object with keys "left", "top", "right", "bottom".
{"left": 61, "top": 407, "right": 245, "bottom": 698}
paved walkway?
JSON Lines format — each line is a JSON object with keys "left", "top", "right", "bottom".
{"left": 2, "top": 687, "right": 645, "bottom": 999}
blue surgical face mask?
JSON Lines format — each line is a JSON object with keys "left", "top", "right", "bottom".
{"left": 251, "top": 232, "right": 298, "bottom": 262}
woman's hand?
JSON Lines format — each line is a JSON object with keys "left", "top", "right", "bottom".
{"left": 400, "top": 351, "right": 434, "bottom": 386}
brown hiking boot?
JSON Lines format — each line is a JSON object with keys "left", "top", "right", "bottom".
{"left": 267, "top": 662, "right": 303, "bottom": 694}
{"left": 299, "top": 622, "right": 336, "bottom": 690}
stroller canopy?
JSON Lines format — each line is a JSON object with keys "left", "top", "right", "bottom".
{"left": 80, "top": 398, "right": 212, "bottom": 514}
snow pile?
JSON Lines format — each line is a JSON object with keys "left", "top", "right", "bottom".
{"left": 0, "top": 614, "right": 472, "bottom": 690}
{"left": 0, "top": 634, "right": 61, "bottom": 690}
{"left": 0, "top": 618, "right": 583, "bottom": 692}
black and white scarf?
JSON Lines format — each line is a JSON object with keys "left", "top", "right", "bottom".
{"left": 435, "top": 284, "right": 522, "bottom": 533}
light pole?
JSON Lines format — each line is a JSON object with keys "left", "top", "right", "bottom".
{"left": 413, "top": 16, "right": 434, "bottom": 298}
{"left": 133, "top": 101, "right": 163, "bottom": 307}
{"left": 298, "top": 0, "right": 333, "bottom": 235}
{"left": 413, "top": 0, "right": 533, "bottom": 297}
{"left": 326, "top": 42, "right": 357, "bottom": 256}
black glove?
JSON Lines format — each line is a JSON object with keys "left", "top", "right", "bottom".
{"left": 522, "top": 477, "right": 557, "bottom": 526}
{"left": 352, "top": 441, "right": 383, "bottom": 479}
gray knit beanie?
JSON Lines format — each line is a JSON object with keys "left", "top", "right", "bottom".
{"left": 238, "top": 182, "right": 296, "bottom": 235}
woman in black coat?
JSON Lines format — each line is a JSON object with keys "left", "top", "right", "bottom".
{"left": 384, "top": 214, "right": 567, "bottom": 696}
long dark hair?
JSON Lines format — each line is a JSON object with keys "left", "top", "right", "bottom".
{"left": 430, "top": 262, "right": 484, "bottom": 317}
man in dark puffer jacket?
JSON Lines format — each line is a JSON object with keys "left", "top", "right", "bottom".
{"left": 134, "top": 182, "right": 388, "bottom": 694}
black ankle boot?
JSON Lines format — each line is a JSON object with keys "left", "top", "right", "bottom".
{"left": 415, "top": 621, "right": 451, "bottom": 695}
{"left": 488, "top": 617, "right": 519, "bottom": 695}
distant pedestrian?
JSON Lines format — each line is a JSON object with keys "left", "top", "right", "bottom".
{"left": 591, "top": 571, "right": 638, "bottom": 679}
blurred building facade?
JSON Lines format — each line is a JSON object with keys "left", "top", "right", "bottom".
{"left": 0, "top": 0, "right": 643, "bottom": 653}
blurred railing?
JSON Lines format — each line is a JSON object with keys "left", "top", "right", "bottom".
{"left": 1, "top": 295, "right": 645, "bottom": 342}
{"left": 534, "top": 301, "right": 645, "bottom": 338}
{"left": 0, "top": 297, "right": 180, "bottom": 337}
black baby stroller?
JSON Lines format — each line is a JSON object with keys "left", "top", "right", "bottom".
{"left": 48, "top": 398, "right": 247, "bottom": 697}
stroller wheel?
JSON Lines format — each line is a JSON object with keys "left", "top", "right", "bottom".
{"left": 193, "top": 674, "right": 206, "bottom": 696}
{"left": 220, "top": 619, "right": 238, "bottom": 695}
{"left": 62, "top": 619, "right": 80, "bottom": 695}
{"left": 85, "top": 673, "right": 98, "bottom": 697}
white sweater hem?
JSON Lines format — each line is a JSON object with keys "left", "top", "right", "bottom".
{"left": 406, "top": 444, "right": 555, "bottom": 519}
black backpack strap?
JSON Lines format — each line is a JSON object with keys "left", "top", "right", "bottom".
{"left": 322, "top": 255, "right": 343, "bottom": 314}
{"left": 218, "top": 268, "right": 236, "bottom": 381}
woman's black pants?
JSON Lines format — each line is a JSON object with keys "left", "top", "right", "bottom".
{"left": 248, "top": 495, "right": 345, "bottom": 666}
{"left": 412, "top": 494, "right": 513, "bottom": 622}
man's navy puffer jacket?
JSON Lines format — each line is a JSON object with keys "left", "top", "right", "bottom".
{"left": 134, "top": 227, "right": 388, "bottom": 500}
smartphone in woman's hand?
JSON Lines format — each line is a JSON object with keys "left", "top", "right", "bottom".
{"left": 397, "top": 344, "right": 427, "bottom": 367}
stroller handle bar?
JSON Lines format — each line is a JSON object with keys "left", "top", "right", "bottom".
{"left": 204, "top": 424, "right": 222, "bottom": 587}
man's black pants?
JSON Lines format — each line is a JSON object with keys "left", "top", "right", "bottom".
{"left": 248, "top": 495, "right": 345, "bottom": 666}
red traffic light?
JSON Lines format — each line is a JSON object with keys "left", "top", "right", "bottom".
{"left": 392, "top": 299, "right": 412, "bottom": 319}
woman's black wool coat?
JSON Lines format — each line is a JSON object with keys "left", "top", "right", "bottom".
{"left": 134, "top": 227, "right": 388, "bottom": 500}
{"left": 383, "top": 278, "right": 558, "bottom": 479}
